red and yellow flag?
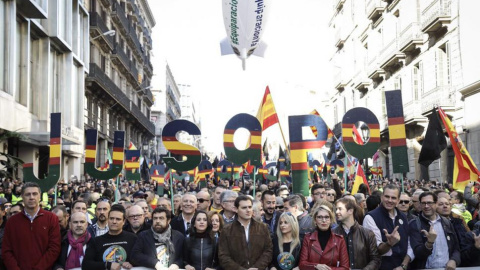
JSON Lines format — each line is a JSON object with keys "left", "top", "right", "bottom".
{"left": 438, "top": 107, "right": 480, "bottom": 190}
{"left": 310, "top": 110, "right": 334, "bottom": 139}
{"left": 352, "top": 163, "right": 370, "bottom": 195}
{"left": 256, "top": 86, "right": 279, "bottom": 131}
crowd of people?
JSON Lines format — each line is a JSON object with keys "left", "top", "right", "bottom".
{"left": 1, "top": 172, "right": 480, "bottom": 270}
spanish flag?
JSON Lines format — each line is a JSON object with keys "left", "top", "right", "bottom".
{"left": 438, "top": 107, "right": 480, "bottom": 190}
{"left": 256, "top": 86, "right": 279, "bottom": 131}
{"left": 352, "top": 124, "right": 364, "bottom": 145}
{"left": 352, "top": 163, "right": 370, "bottom": 195}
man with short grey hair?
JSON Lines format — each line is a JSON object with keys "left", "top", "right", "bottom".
{"left": 252, "top": 200, "right": 264, "bottom": 222}
{"left": 354, "top": 193, "right": 367, "bottom": 212}
{"left": 410, "top": 190, "right": 424, "bottom": 217}
{"left": 220, "top": 190, "right": 238, "bottom": 224}
{"left": 283, "top": 195, "right": 314, "bottom": 241}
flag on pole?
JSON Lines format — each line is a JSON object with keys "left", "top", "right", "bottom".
{"left": 128, "top": 142, "right": 137, "bottom": 150}
{"left": 438, "top": 107, "right": 480, "bottom": 190}
{"left": 352, "top": 163, "right": 370, "bottom": 195}
{"left": 418, "top": 108, "right": 447, "bottom": 167}
{"left": 256, "top": 86, "right": 280, "bottom": 131}
{"left": 151, "top": 170, "right": 164, "bottom": 186}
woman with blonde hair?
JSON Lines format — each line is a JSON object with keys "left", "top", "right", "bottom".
{"left": 270, "top": 212, "right": 302, "bottom": 270}
{"left": 299, "top": 205, "right": 349, "bottom": 270}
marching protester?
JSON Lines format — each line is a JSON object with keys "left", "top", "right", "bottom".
{"left": 171, "top": 193, "right": 197, "bottom": 237}
{"left": 219, "top": 190, "right": 238, "bottom": 225}
{"left": 82, "top": 204, "right": 137, "bottom": 269}
{"left": 124, "top": 204, "right": 151, "bottom": 234}
{"left": 283, "top": 195, "right": 314, "bottom": 241}
{"left": 183, "top": 210, "right": 219, "bottom": 270}
{"left": 262, "top": 190, "right": 282, "bottom": 236}
{"left": 270, "top": 211, "right": 302, "bottom": 270}
{"left": 218, "top": 195, "right": 273, "bottom": 269}
{"left": 298, "top": 205, "right": 349, "bottom": 270}
{"left": 131, "top": 207, "right": 184, "bottom": 269}
{"left": 54, "top": 212, "right": 92, "bottom": 270}
{"left": 87, "top": 200, "right": 110, "bottom": 237}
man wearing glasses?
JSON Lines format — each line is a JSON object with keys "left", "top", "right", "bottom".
{"left": 397, "top": 192, "right": 415, "bottom": 221}
{"left": 125, "top": 205, "right": 151, "bottom": 235}
{"left": 409, "top": 191, "right": 460, "bottom": 270}
{"left": 196, "top": 190, "right": 211, "bottom": 211}
{"left": 309, "top": 184, "right": 326, "bottom": 209}
{"left": 363, "top": 184, "right": 414, "bottom": 270}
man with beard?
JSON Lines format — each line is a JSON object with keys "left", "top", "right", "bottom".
{"left": 131, "top": 207, "right": 184, "bottom": 269}
{"left": 409, "top": 192, "right": 460, "bottom": 269}
{"left": 82, "top": 204, "right": 137, "bottom": 270}
{"left": 124, "top": 205, "right": 151, "bottom": 234}
{"left": 52, "top": 205, "right": 70, "bottom": 239}
{"left": 219, "top": 195, "right": 272, "bottom": 269}
{"left": 283, "top": 195, "right": 314, "bottom": 241}
{"left": 87, "top": 200, "right": 110, "bottom": 237}
{"left": 334, "top": 197, "right": 381, "bottom": 269}
{"left": 2, "top": 182, "right": 61, "bottom": 270}
{"left": 54, "top": 212, "right": 92, "bottom": 270}
{"left": 261, "top": 190, "right": 281, "bottom": 237}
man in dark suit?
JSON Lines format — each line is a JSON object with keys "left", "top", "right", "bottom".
{"left": 170, "top": 193, "right": 197, "bottom": 237}
{"left": 131, "top": 207, "right": 184, "bottom": 269}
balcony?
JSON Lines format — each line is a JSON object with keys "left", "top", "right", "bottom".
{"left": 421, "top": 0, "right": 452, "bottom": 33}
{"left": 128, "top": 24, "right": 143, "bottom": 58}
{"left": 403, "top": 100, "right": 425, "bottom": 125}
{"left": 421, "top": 85, "right": 455, "bottom": 114}
{"left": 367, "top": 56, "right": 386, "bottom": 81}
{"left": 112, "top": 1, "right": 129, "bottom": 36}
{"left": 130, "top": 61, "right": 140, "bottom": 85}
{"left": 167, "top": 106, "right": 176, "bottom": 120}
{"left": 333, "top": 71, "right": 348, "bottom": 91}
{"left": 126, "top": 0, "right": 136, "bottom": 12}
{"left": 89, "top": 12, "right": 114, "bottom": 52}
{"left": 143, "top": 55, "right": 153, "bottom": 77}
{"left": 16, "top": 0, "right": 47, "bottom": 18}
{"left": 379, "top": 39, "right": 405, "bottom": 72}
{"left": 399, "top": 23, "right": 423, "bottom": 53}
{"left": 86, "top": 63, "right": 131, "bottom": 111}
{"left": 367, "top": 0, "right": 386, "bottom": 23}
{"left": 130, "top": 102, "right": 155, "bottom": 136}
{"left": 335, "top": 0, "right": 346, "bottom": 11}
{"left": 111, "top": 43, "right": 130, "bottom": 73}
{"left": 98, "top": 0, "right": 112, "bottom": 8}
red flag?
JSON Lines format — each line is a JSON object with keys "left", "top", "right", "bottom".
{"left": 310, "top": 109, "right": 334, "bottom": 139}
{"left": 352, "top": 125, "right": 364, "bottom": 145}
{"left": 352, "top": 164, "right": 370, "bottom": 195}
{"left": 256, "top": 86, "right": 280, "bottom": 131}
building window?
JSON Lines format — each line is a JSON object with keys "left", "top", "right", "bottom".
{"left": 97, "top": 104, "right": 103, "bottom": 132}
{"left": 84, "top": 95, "right": 89, "bottom": 126}
{"left": 49, "top": 48, "right": 62, "bottom": 113}
{"left": 15, "top": 19, "right": 28, "bottom": 105}
{"left": 413, "top": 62, "right": 423, "bottom": 98}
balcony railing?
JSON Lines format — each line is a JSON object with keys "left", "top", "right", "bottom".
{"left": 129, "top": 61, "right": 139, "bottom": 85}
{"left": 143, "top": 55, "right": 153, "bottom": 76}
{"left": 398, "top": 23, "right": 423, "bottom": 53}
{"left": 335, "top": 27, "right": 346, "bottom": 48}
{"left": 421, "top": 85, "right": 455, "bottom": 113}
{"left": 379, "top": 38, "right": 405, "bottom": 71}
{"left": 130, "top": 102, "right": 155, "bottom": 136}
{"left": 367, "top": 0, "right": 386, "bottom": 22}
{"left": 87, "top": 63, "right": 131, "bottom": 110}
{"left": 403, "top": 100, "right": 423, "bottom": 124}
{"left": 333, "top": 70, "right": 347, "bottom": 90}
{"left": 112, "top": 1, "right": 129, "bottom": 36}
{"left": 111, "top": 42, "right": 130, "bottom": 72}
{"left": 128, "top": 24, "right": 143, "bottom": 57}
{"left": 98, "top": 0, "right": 112, "bottom": 8}
{"left": 89, "top": 12, "right": 114, "bottom": 51}
{"left": 421, "top": 0, "right": 452, "bottom": 33}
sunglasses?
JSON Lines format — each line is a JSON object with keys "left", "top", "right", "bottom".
{"left": 197, "top": 199, "right": 208, "bottom": 203}
{"left": 399, "top": 200, "right": 410, "bottom": 205}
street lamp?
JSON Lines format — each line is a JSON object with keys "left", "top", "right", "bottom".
{"left": 360, "top": 123, "right": 370, "bottom": 145}
{"left": 92, "top": 30, "right": 116, "bottom": 40}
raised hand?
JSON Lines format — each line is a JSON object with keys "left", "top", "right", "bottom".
{"left": 383, "top": 226, "right": 400, "bottom": 246}
{"left": 473, "top": 231, "right": 480, "bottom": 249}
{"left": 421, "top": 225, "right": 437, "bottom": 243}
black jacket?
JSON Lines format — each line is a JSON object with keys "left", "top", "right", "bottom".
{"left": 409, "top": 214, "right": 461, "bottom": 269}
{"left": 170, "top": 215, "right": 188, "bottom": 236}
{"left": 130, "top": 228, "right": 185, "bottom": 268}
{"left": 183, "top": 234, "right": 219, "bottom": 270}
{"left": 461, "top": 228, "right": 480, "bottom": 266}
{"left": 270, "top": 234, "right": 301, "bottom": 269}
{"left": 53, "top": 235, "right": 92, "bottom": 270}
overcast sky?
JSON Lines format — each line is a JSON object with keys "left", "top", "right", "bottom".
{"left": 149, "top": 0, "right": 333, "bottom": 155}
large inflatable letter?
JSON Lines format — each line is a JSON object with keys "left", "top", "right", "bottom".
{"left": 162, "top": 120, "right": 201, "bottom": 171}
{"left": 289, "top": 115, "right": 328, "bottom": 195}
{"left": 342, "top": 108, "right": 380, "bottom": 159}
{"left": 223, "top": 113, "right": 262, "bottom": 166}
{"left": 84, "top": 130, "right": 125, "bottom": 180}
{"left": 24, "top": 113, "right": 62, "bottom": 192}
{"left": 125, "top": 149, "right": 141, "bottom": 181}
{"left": 385, "top": 90, "right": 409, "bottom": 173}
